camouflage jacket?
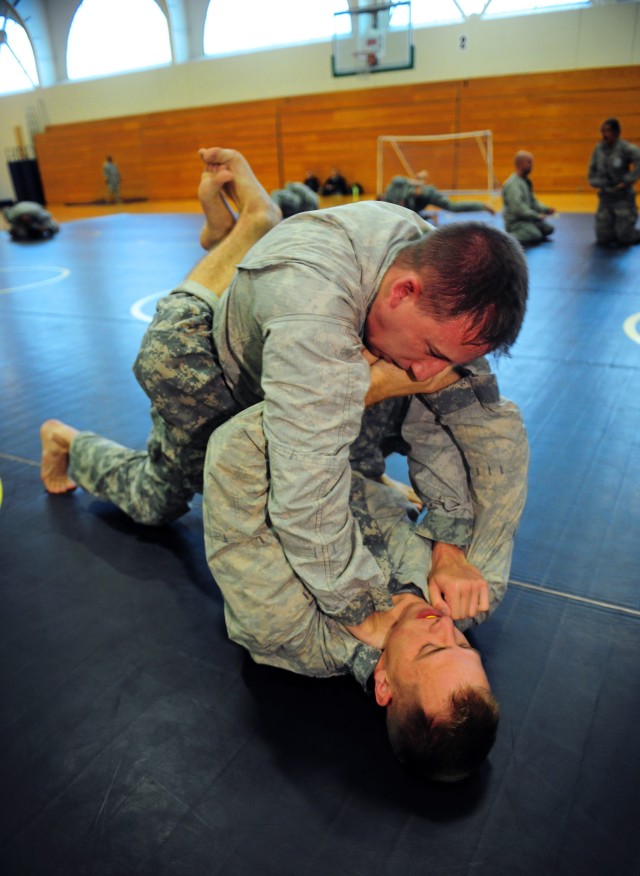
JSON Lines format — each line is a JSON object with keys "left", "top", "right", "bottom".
{"left": 588, "top": 138, "right": 640, "bottom": 197}
{"left": 200, "top": 201, "right": 517, "bottom": 627}
{"left": 204, "top": 396, "right": 529, "bottom": 689}
{"left": 501, "top": 173, "right": 549, "bottom": 227}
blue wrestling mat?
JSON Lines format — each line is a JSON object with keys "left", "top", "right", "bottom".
{"left": 1, "top": 211, "right": 638, "bottom": 876}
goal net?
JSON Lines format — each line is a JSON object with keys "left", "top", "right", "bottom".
{"left": 377, "top": 131, "right": 496, "bottom": 197}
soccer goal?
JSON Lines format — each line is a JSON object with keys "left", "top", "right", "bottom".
{"left": 377, "top": 131, "right": 496, "bottom": 197}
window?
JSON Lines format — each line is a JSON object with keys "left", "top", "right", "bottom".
{"left": 67, "top": 0, "right": 172, "bottom": 81}
{"left": 485, "top": 0, "right": 590, "bottom": 18}
{"left": 408, "top": 0, "right": 464, "bottom": 27}
{"left": 0, "top": 18, "right": 39, "bottom": 95}
{"left": 408, "top": 0, "right": 590, "bottom": 27}
{"left": 204, "top": 0, "right": 350, "bottom": 56}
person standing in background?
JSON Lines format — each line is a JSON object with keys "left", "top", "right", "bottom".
{"left": 103, "top": 156, "right": 122, "bottom": 203}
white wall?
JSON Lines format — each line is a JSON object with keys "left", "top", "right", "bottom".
{"left": 1, "top": 3, "right": 638, "bottom": 201}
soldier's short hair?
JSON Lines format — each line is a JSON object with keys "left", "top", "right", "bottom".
{"left": 514, "top": 150, "right": 533, "bottom": 168}
{"left": 601, "top": 118, "right": 621, "bottom": 136}
{"left": 386, "top": 685, "right": 500, "bottom": 782}
{"left": 392, "top": 222, "right": 528, "bottom": 354}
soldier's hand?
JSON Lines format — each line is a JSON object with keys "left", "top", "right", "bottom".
{"left": 361, "top": 347, "right": 380, "bottom": 366}
{"left": 427, "top": 542, "right": 490, "bottom": 620}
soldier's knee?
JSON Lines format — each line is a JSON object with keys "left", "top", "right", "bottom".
{"left": 614, "top": 216, "right": 640, "bottom": 245}
{"left": 616, "top": 231, "right": 640, "bottom": 246}
{"left": 514, "top": 226, "right": 543, "bottom": 244}
{"left": 595, "top": 220, "right": 615, "bottom": 244}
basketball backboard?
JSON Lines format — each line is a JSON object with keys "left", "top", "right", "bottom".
{"left": 332, "top": 2, "right": 414, "bottom": 77}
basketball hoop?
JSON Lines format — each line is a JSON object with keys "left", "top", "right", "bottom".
{"left": 352, "top": 50, "right": 379, "bottom": 75}
{"left": 332, "top": 1, "right": 413, "bottom": 77}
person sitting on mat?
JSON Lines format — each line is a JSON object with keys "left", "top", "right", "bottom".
{"left": 320, "top": 166, "right": 351, "bottom": 195}
{"left": 502, "top": 151, "right": 555, "bottom": 245}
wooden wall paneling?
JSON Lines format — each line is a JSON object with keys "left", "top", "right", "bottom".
{"left": 278, "top": 82, "right": 459, "bottom": 194}
{"left": 458, "top": 68, "right": 640, "bottom": 192}
{"left": 33, "top": 66, "right": 640, "bottom": 203}
{"left": 139, "top": 99, "right": 282, "bottom": 199}
{"left": 36, "top": 117, "right": 145, "bottom": 204}
{"left": 280, "top": 80, "right": 458, "bottom": 113}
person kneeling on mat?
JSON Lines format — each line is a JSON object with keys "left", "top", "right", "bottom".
{"left": 3, "top": 201, "right": 60, "bottom": 241}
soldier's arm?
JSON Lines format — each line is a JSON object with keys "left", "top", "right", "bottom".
{"left": 364, "top": 352, "right": 460, "bottom": 406}
{"left": 623, "top": 142, "right": 640, "bottom": 185}
{"left": 422, "top": 186, "right": 453, "bottom": 210}
{"left": 401, "top": 361, "right": 529, "bottom": 620}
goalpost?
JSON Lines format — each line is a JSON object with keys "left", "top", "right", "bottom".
{"left": 377, "top": 131, "right": 496, "bottom": 197}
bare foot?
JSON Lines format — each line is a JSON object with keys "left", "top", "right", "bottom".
{"left": 378, "top": 473, "right": 424, "bottom": 513}
{"left": 188, "top": 148, "right": 283, "bottom": 295}
{"left": 40, "top": 419, "right": 79, "bottom": 493}
{"left": 198, "top": 163, "right": 238, "bottom": 251}
{"left": 198, "top": 147, "right": 281, "bottom": 233}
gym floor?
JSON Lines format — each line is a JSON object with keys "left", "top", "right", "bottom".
{"left": 1, "top": 202, "right": 638, "bottom": 876}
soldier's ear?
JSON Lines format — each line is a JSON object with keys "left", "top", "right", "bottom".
{"left": 388, "top": 274, "right": 420, "bottom": 308}
{"left": 373, "top": 660, "right": 392, "bottom": 708}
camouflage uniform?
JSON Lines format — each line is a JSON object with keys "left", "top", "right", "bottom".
{"left": 270, "top": 182, "right": 319, "bottom": 219}
{"left": 203, "top": 398, "right": 528, "bottom": 688}
{"left": 382, "top": 176, "right": 487, "bottom": 214}
{"left": 501, "top": 173, "right": 553, "bottom": 243}
{"left": 69, "top": 288, "right": 242, "bottom": 525}
{"left": 103, "top": 159, "right": 121, "bottom": 201}
{"left": 69, "top": 201, "right": 523, "bottom": 627}
{"left": 3, "top": 202, "right": 59, "bottom": 241}
{"left": 588, "top": 138, "right": 640, "bottom": 245}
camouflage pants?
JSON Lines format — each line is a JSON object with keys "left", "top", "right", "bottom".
{"left": 69, "top": 292, "right": 242, "bottom": 525}
{"left": 595, "top": 193, "right": 640, "bottom": 245}
{"left": 507, "top": 218, "right": 554, "bottom": 244}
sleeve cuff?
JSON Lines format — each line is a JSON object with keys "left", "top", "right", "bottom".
{"left": 350, "top": 643, "right": 382, "bottom": 690}
{"left": 417, "top": 369, "right": 499, "bottom": 417}
{"left": 329, "top": 588, "right": 393, "bottom": 626}
{"left": 171, "top": 280, "right": 221, "bottom": 311}
{"left": 416, "top": 512, "right": 472, "bottom": 547}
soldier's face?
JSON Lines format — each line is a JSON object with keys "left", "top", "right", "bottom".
{"left": 373, "top": 601, "right": 490, "bottom": 719}
{"left": 601, "top": 125, "right": 618, "bottom": 147}
{"left": 520, "top": 156, "right": 533, "bottom": 176}
{"left": 365, "top": 269, "right": 489, "bottom": 383}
